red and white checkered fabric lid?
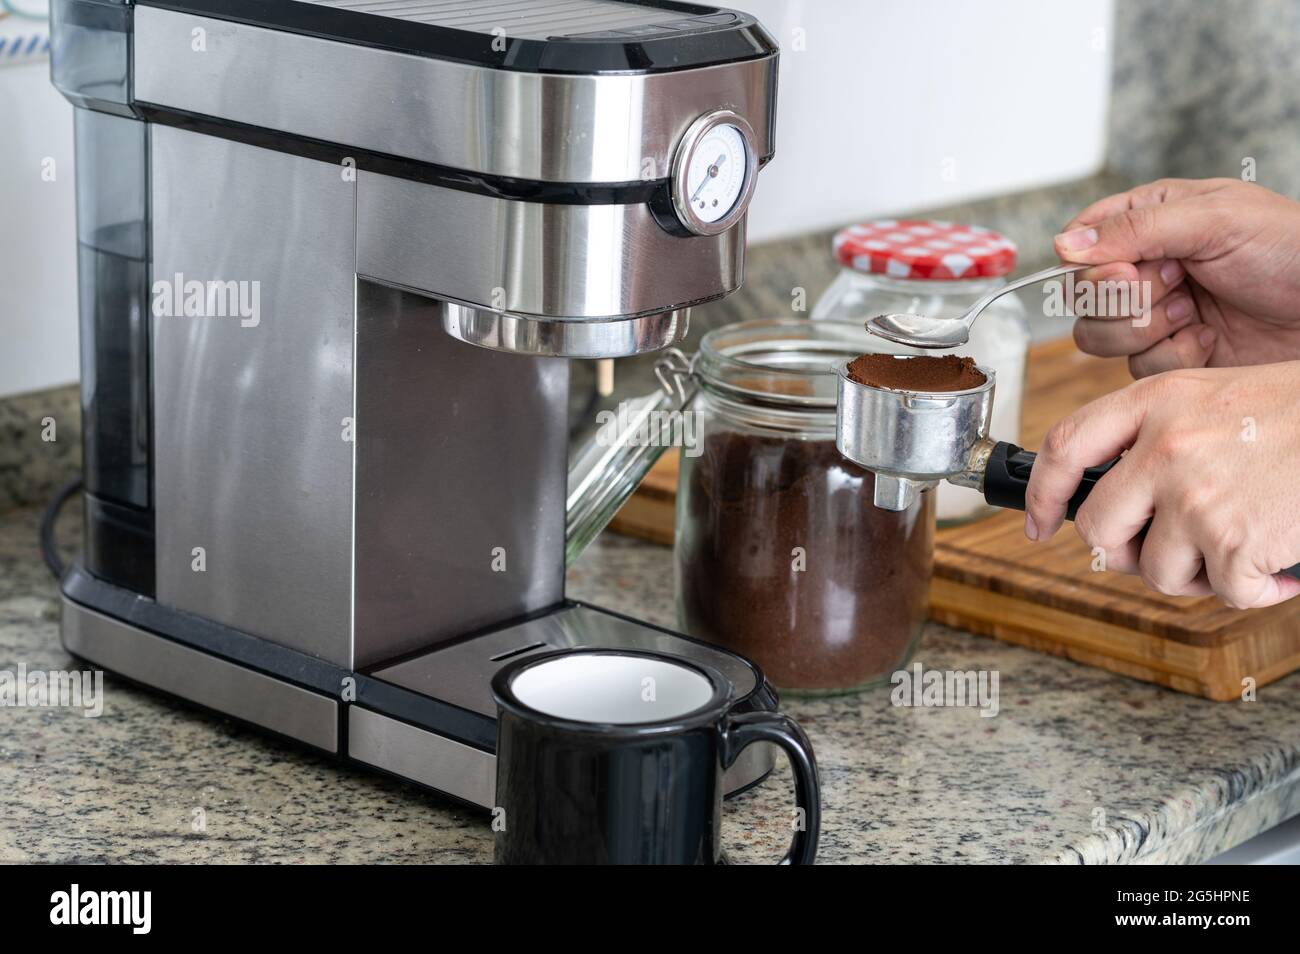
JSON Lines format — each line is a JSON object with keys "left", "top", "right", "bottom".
{"left": 832, "top": 219, "right": 1017, "bottom": 280}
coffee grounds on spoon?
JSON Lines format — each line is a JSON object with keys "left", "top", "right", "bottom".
{"left": 847, "top": 354, "right": 986, "bottom": 392}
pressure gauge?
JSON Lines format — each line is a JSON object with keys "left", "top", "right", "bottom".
{"left": 671, "top": 110, "right": 759, "bottom": 236}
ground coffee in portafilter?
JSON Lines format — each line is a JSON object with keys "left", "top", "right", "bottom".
{"left": 676, "top": 431, "right": 932, "bottom": 693}
{"left": 847, "top": 353, "right": 986, "bottom": 392}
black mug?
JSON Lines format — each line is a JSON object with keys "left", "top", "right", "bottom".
{"left": 491, "top": 648, "right": 820, "bottom": 865}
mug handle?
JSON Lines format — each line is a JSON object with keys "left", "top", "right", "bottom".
{"left": 720, "top": 711, "right": 821, "bottom": 865}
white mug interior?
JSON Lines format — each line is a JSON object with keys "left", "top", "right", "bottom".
{"left": 509, "top": 653, "right": 716, "bottom": 725}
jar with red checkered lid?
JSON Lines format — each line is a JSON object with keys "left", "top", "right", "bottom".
{"left": 812, "top": 219, "right": 1031, "bottom": 525}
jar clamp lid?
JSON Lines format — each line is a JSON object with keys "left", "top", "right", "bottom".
{"left": 832, "top": 219, "right": 1017, "bottom": 280}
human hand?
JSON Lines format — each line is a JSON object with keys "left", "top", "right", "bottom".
{"left": 1024, "top": 362, "right": 1300, "bottom": 609}
{"left": 1055, "top": 179, "right": 1300, "bottom": 377}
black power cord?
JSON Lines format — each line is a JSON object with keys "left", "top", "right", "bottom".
{"left": 40, "top": 475, "right": 82, "bottom": 581}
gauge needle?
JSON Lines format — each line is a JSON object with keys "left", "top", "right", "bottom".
{"left": 691, "top": 154, "right": 728, "bottom": 203}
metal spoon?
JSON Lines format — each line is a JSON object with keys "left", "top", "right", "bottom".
{"left": 865, "top": 263, "right": 1089, "bottom": 349}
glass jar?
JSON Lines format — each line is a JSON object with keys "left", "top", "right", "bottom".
{"left": 812, "top": 220, "right": 1030, "bottom": 526}
{"left": 673, "top": 319, "right": 933, "bottom": 695}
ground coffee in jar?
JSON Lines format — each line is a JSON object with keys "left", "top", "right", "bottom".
{"left": 674, "top": 320, "right": 933, "bottom": 694}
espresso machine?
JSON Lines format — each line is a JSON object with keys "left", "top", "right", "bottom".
{"left": 51, "top": 0, "right": 779, "bottom": 807}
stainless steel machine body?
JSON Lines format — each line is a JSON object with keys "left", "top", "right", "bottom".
{"left": 53, "top": 0, "right": 780, "bottom": 807}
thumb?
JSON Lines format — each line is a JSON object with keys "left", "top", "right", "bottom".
{"left": 1054, "top": 200, "right": 1219, "bottom": 266}
{"left": 1024, "top": 382, "right": 1151, "bottom": 542}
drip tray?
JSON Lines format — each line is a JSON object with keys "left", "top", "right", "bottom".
{"left": 60, "top": 567, "right": 774, "bottom": 810}
{"left": 370, "top": 604, "right": 762, "bottom": 718}
{"left": 364, "top": 603, "right": 777, "bottom": 805}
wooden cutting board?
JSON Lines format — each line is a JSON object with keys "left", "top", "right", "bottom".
{"left": 607, "top": 336, "right": 1300, "bottom": 700}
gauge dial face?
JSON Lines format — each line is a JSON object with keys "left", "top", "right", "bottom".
{"left": 682, "top": 124, "right": 748, "bottom": 226}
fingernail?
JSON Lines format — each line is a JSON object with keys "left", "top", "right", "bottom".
{"left": 1055, "top": 227, "right": 1099, "bottom": 251}
{"left": 1199, "top": 327, "right": 1217, "bottom": 349}
{"left": 1166, "top": 296, "right": 1192, "bottom": 323}
{"left": 1025, "top": 513, "right": 1039, "bottom": 541}
{"left": 1159, "top": 260, "right": 1184, "bottom": 286}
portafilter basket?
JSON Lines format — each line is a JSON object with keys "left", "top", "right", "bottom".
{"left": 834, "top": 358, "right": 997, "bottom": 511}
{"left": 834, "top": 355, "right": 1109, "bottom": 517}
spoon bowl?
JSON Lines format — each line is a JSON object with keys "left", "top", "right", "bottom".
{"left": 863, "top": 263, "right": 1088, "bottom": 350}
{"left": 865, "top": 313, "right": 971, "bottom": 349}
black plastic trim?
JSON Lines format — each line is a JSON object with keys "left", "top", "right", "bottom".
{"left": 983, "top": 441, "right": 1112, "bottom": 522}
{"left": 82, "top": 493, "right": 155, "bottom": 597}
{"left": 351, "top": 676, "right": 495, "bottom": 752}
{"left": 57, "top": 0, "right": 132, "bottom": 32}
{"left": 648, "top": 182, "right": 694, "bottom": 237}
{"left": 62, "top": 563, "right": 348, "bottom": 697}
{"left": 140, "top": 0, "right": 778, "bottom": 76}
{"left": 57, "top": 572, "right": 779, "bottom": 807}
{"left": 59, "top": 566, "right": 776, "bottom": 754}
{"left": 62, "top": 563, "right": 500, "bottom": 750}
{"left": 136, "top": 103, "right": 674, "bottom": 206}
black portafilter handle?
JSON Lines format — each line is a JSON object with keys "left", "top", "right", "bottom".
{"left": 982, "top": 442, "right": 1108, "bottom": 522}
{"left": 980, "top": 441, "right": 1300, "bottom": 581}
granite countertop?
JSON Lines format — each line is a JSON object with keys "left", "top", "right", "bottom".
{"left": 3, "top": 500, "right": 1300, "bottom": 864}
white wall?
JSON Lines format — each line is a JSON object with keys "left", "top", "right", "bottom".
{"left": 0, "top": 10, "right": 78, "bottom": 400}
{"left": 733, "top": 0, "right": 1114, "bottom": 244}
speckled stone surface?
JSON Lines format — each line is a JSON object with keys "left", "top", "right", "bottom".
{"left": 1109, "top": 0, "right": 1300, "bottom": 200}
{"left": 0, "top": 386, "right": 80, "bottom": 514}
{"left": 3, "top": 500, "right": 1299, "bottom": 864}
